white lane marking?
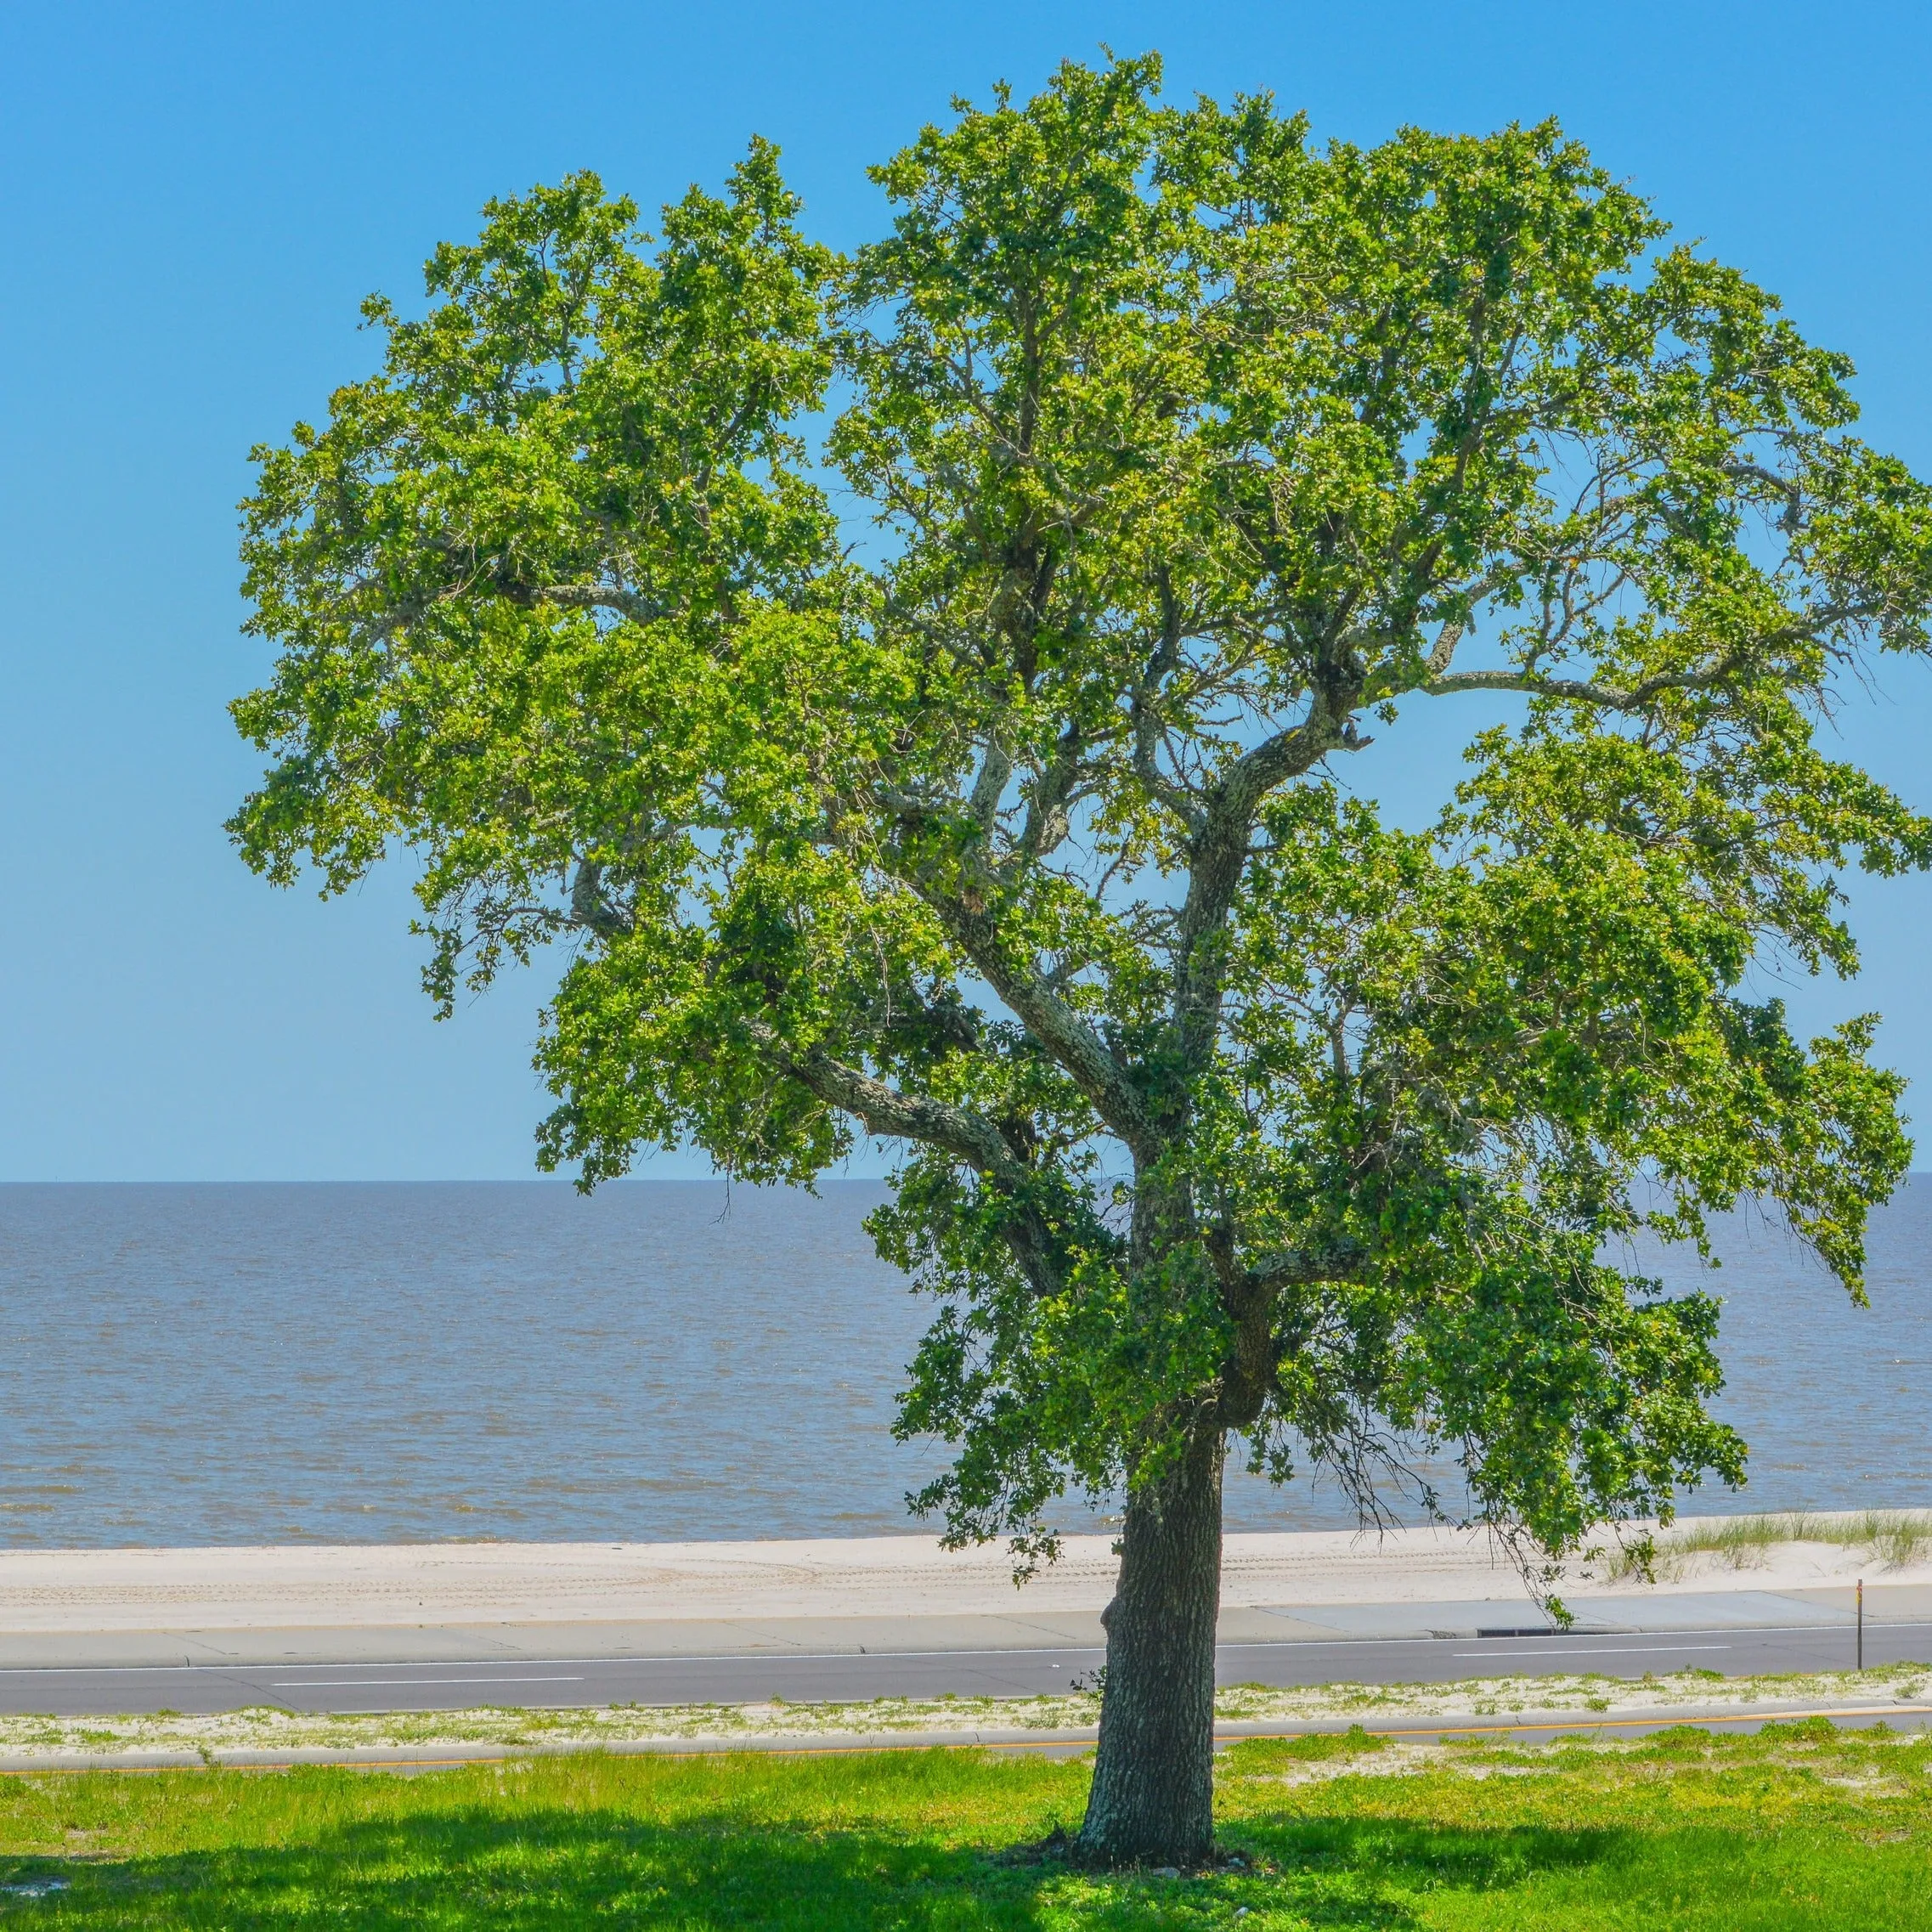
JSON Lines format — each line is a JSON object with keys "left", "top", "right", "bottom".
{"left": 267, "top": 1647, "right": 1103, "bottom": 1674}
{"left": 272, "top": 1675, "right": 586, "bottom": 1688}
{"left": 0, "top": 1646, "right": 1106, "bottom": 1678}
{"left": 1454, "top": 1644, "right": 1732, "bottom": 1658}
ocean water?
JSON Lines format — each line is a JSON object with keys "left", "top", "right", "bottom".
{"left": 0, "top": 1178, "right": 1925, "bottom": 1548}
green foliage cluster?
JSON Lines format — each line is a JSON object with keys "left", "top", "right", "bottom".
{"left": 3, "top": 1729, "right": 1932, "bottom": 1925}
{"left": 231, "top": 55, "right": 1932, "bottom": 1572}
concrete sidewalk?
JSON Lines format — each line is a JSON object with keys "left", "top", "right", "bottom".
{"left": 0, "top": 1585, "right": 1924, "bottom": 1671}
{"left": 2, "top": 1525, "right": 1927, "bottom": 1670}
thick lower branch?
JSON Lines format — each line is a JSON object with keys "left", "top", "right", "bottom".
{"left": 744, "top": 1020, "right": 1021, "bottom": 1180}
{"left": 878, "top": 809, "right": 1160, "bottom": 1161}
{"left": 743, "top": 1020, "right": 1063, "bottom": 1296}
{"left": 1241, "top": 1240, "right": 1369, "bottom": 1293}
{"left": 1216, "top": 1240, "right": 1369, "bottom": 1426}
{"left": 531, "top": 583, "right": 664, "bottom": 624}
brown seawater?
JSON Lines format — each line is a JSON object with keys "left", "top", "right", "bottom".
{"left": 0, "top": 1178, "right": 1924, "bottom": 1545}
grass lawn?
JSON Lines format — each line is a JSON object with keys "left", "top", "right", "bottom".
{"left": 1, "top": 1717, "right": 1929, "bottom": 1927}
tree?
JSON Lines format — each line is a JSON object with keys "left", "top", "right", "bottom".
{"left": 230, "top": 56, "right": 1932, "bottom": 1866}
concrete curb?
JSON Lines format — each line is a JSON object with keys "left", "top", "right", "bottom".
{"left": 3, "top": 1698, "right": 1929, "bottom": 1773}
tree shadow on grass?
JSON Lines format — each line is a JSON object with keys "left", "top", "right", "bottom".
{"left": 1224, "top": 1812, "right": 1632, "bottom": 1925}
{"left": 1, "top": 1802, "right": 1702, "bottom": 1929}
{"left": 1227, "top": 1809, "right": 1932, "bottom": 1929}
{"left": 3, "top": 1801, "right": 1059, "bottom": 1930}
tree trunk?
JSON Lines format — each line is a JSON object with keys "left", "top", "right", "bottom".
{"left": 1077, "top": 1428, "right": 1224, "bottom": 1867}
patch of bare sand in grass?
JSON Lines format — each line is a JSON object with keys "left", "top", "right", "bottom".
{"left": 3, "top": 1661, "right": 1930, "bottom": 1763}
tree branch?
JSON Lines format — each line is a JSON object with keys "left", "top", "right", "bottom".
{"left": 1426, "top": 618, "right": 1466, "bottom": 678}
{"left": 569, "top": 858, "right": 630, "bottom": 938}
{"left": 940, "top": 890, "right": 1161, "bottom": 1161}
{"left": 1422, "top": 599, "right": 1869, "bottom": 714}
{"left": 743, "top": 1020, "right": 1063, "bottom": 1296}
{"left": 530, "top": 583, "right": 664, "bottom": 624}
{"left": 1240, "top": 1240, "right": 1369, "bottom": 1293}
{"left": 1720, "top": 460, "right": 1804, "bottom": 534}
{"left": 1215, "top": 1238, "right": 1372, "bottom": 1427}
{"left": 1423, "top": 662, "right": 1738, "bottom": 711}
{"left": 969, "top": 733, "right": 1013, "bottom": 833}
{"left": 1130, "top": 570, "right": 1208, "bottom": 837}
{"left": 1167, "top": 689, "right": 1364, "bottom": 1093}
{"left": 878, "top": 799, "right": 1161, "bottom": 1160}
{"left": 745, "top": 1019, "right": 1025, "bottom": 1180}
{"left": 1014, "top": 726, "right": 1085, "bottom": 861}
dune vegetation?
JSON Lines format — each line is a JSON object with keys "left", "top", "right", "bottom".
{"left": 1601, "top": 1511, "right": 1932, "bottom": 1580}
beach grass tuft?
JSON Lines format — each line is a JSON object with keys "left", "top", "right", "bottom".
{"left": 1602, "top": 1509, "right": 1932, "bottom": 1579}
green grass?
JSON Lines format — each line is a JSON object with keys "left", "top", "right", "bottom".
{"left": 3, "top": 1720, "right": 1930, "bottom": 1927}
{"left": 1602, "top": 1508, "right": 1932, "bottom": 1579}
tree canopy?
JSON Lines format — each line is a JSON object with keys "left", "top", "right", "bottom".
{"left": 232, "top": 54, "right": 1932, "bottom": 1861}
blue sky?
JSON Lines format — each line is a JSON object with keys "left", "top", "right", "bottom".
{"left": 1, "top": 0, "right": 1928, "bottom": 1180}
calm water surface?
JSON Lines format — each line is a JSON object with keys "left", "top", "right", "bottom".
{"left": 0, "top": 1179, "right": 1925, "bottom": 1546}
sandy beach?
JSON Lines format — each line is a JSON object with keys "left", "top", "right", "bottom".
{"left": 3, "top": 1521, "right": 1927, "bottom": 1635}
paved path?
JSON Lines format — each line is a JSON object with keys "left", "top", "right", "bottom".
{"left": 3, "top": 1616, "right": 1927, "bottom": 1718}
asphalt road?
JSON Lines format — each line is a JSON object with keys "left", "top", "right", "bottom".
{"left": 3, "top": 1621, "right": 1927, "bottom": 1718}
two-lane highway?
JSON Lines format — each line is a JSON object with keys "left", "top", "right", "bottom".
{"left": 2, "top": 1620, "right": 1926, "bottom": 1718}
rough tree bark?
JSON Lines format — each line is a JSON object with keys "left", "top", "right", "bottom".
{"left": 1078, "top": 1429, "right": 1226, "bottom": 1866}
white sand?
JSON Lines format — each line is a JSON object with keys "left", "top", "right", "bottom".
{"left": 0, "top": 1521, "right": 1924, "bottom": 1634}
